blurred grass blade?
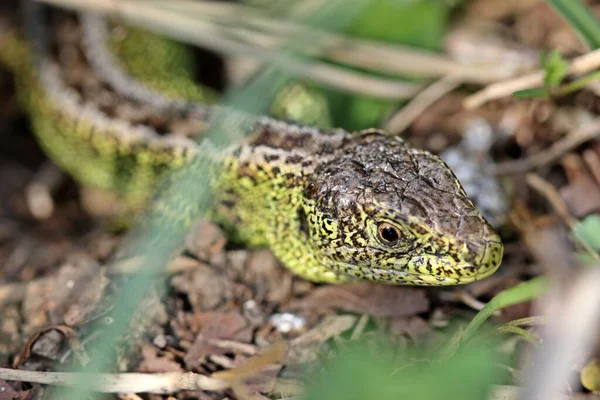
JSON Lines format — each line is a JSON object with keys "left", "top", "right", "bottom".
{"left": 47, "top": 1, "right": 374, "bottom": 399}
{"left": 547, "top": 0, "right": 600, "bottom": 49}
{"left": 460, "top": 277, "right": 549, "bottom": 344}
{"left": 303, "top": 338, "right": 505, "bottom": 400}
{"left": 573, "top": 214, "right": 600, "bottom": 251}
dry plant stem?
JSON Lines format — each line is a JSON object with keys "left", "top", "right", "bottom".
{"left": 0, "top": 369, "right": 229, "bottom": 394}
{"left": 349, "top": 314, "right": 370, "bottom": 340}
{"left": 519, "top": 267, "right": 600, "bottom": 400}
{"left": 118, "top": 394, "right": 143, "bottom": 400}
{"left": 494, "top": 325, "right": 539, "bottom": 344}
{"left": 383, "top": 74, "right": 462, "bottom": 134}
{"left": 181, "top": 0, "right": 521, "bottom": 83}
{"left": 209, "top": 339, "right": 258, "bottom": 355}
{"left": 506, "top": 316, "right": 547, "bottom": 327}
{"left": 0, "top": 342, "right": 286, "bottom": 394}
{"left": 180, "top": 1, "right": 520, "bottom": 83}
{"left": 525, "top": 173, "right": 600, "bottom": 261}
{"left": 465, "top": 48, "right": 600, "bottom": 109}
{"left": 111, "top": 255, "right": 207, "bottom": 274}
{"left": 43, "top": 0, "right": 522, "bottom": 84}
{"left": 493, "top": 118, "right": 600, "bottom": 175}
{"left": 40, "top": 0, "right": 422, "bottom": 100}
{"left": 456, "top": 290, "right": 496, "bottom": 312}
{"left": 437, "top": 290, "right": 501, "bottom": 315}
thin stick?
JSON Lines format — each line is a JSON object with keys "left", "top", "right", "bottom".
{"left": 162, "top": 1, "right": 520, "bottom": 83}
{"left": 492, "top": 118, "right": 600, "bottom": 175}
{"left": 465, "top": 48, "right": 600, "bottom": 109}
{"left": 456, "top": 290, "right": 494, "bottom": 312}
{"left": 0, "top": 368, "right": 228, "bottom": 393}
{"left": 42, "top": 0, "right": 521, "bottom": 85}
{"left": 383, "top": 74, "right": 462, "bottom": 134}
{"left": 40, "top": 0, "right": 422, "bottom": 100}
{"left": 0, "top": 342, "right": 286, "bottom": 394}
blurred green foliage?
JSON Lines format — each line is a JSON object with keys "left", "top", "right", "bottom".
{"left": 513, "top": 0, "right": 600, "bottom": 99}
{"left": 512, "top": 50, "right": 568, "bottom": 99}
{"left": 541, "top": 50, "right": 568, "bottom": 89}
{"left": 574, "top": 214, "right": 600, "bottom": 252}
{"left": 303, "top": 338, "right": 506, "bottom": 400}
{"left": 268, "top": 0, "right": 458, "bottom": 131}
{"left": 325, "top": 0, "right": 455, "bottom": 131}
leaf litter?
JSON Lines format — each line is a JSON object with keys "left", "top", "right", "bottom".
{"left": 3, "top": 0, "right": 600, "bottom": 398}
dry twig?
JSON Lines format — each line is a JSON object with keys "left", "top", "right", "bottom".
{"left": 41, "top": 0, "right": 422, "bottom": 99}
{"left": 42, "top": 0, "right": 527, "bottom": 102}
{"left": 0, "top": 342, "right": 286, "bottom": 394}
{"left": 0, "top": 369, "right": 229, "bottom": 394}
{"left": 465, "top": 48, "right": 600, "bottom": 109}
{"left": 493, "top": 118, "right": 600, "bottom": 175}
{"left": 383, "top": 74, "right": 462, "bottom": 134}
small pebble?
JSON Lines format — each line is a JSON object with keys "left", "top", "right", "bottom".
{"left": 270, "top": 313, "right": 306, "bottom": 333}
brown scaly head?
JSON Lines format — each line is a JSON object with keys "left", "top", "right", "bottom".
{"left": 301, "top": 130, "right": 503, "bottom": 285}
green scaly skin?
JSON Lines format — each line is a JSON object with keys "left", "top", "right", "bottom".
{"left": 0, "top": 8, "right": 503, "bottom": 285}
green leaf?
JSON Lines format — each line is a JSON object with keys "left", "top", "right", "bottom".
{"left": 542, "top": 50, "right": 568, "bottom": 89}
{"left": 547, "top": 0, "right": 600, "bottom": 49}
{"left": 512, "top": 87, "right": 548, "bottom": 99}
{"left": 573, "top": 214, "right": 600, "bottom": 251}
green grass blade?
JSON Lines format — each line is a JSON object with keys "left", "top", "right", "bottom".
{"left": 460, "top": 277, "right": 549, "bottom": 344}
{"left": 48, "top": 1, "right": 373, "bottom": 399}
{"left": 547, "top": 0, "right": 600, "bottom": 49}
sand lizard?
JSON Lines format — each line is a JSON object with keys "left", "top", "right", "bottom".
{"left": 0, "top": 1, "right": 503, "bottom": 285}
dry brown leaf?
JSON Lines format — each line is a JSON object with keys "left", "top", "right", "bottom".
{"left": 171, "top": 267, "right": 234, "bottom": 313}
{"left": 285, "top": 283, "right": 429, "bottom": 318}
{"left": 286, "top": 314, "right": 357, "bottom": 364}
{"left": 137, "top": 344, "right": 184, "bottom": 373}
{"left": 22, "top": 254, "right": 109, "bottom": 331}
{"left": 185, "top": 220, "right": 227, "bottom": 262}
{"left": 0, "top": 379, "right": 22, "bottom": 400}
{"left": 559, "top": 153, "right": 600, "bottom": 218}
{"left": 184, "top": 311, "right": 254, "bottom": 370}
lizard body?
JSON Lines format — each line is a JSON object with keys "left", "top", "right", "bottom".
{"left": 0, "top": 3, "right": 503, "bottom": 285}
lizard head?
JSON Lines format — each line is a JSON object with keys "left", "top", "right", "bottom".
{"left": 302, "top": 130, "right": 503, "bottom": 285}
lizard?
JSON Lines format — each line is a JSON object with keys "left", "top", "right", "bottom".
{"left": 0, "top": 1, "right": 503, "bottom": 286}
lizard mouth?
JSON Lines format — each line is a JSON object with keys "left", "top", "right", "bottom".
{"left": 339, "top": 240, "right": 503, "bottom": 286}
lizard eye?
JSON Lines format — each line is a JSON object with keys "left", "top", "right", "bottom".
{"left": 377, "top": 222, "right": 401, "bottom": 245}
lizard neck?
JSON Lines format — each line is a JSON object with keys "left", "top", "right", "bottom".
{"left": 212, "top": 121, "right": 353, "bottom": 283}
